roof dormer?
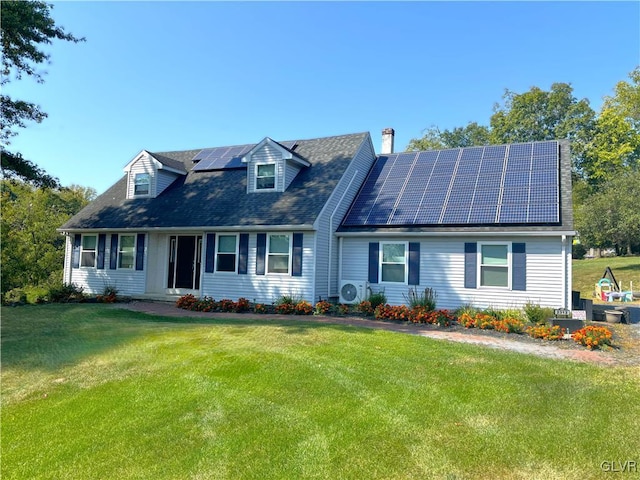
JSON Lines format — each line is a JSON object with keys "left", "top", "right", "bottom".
{"left": 242, "top": 137, "right": 310, "bottom": 193}
{"left": 124, "top": 150, "right": 187, "bottom": 199}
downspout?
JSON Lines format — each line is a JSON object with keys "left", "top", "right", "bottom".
{"left": 561, "top": 235, "right": 567, "bottom": 309}
{"left": 329, "top": 170, "right": 358, "bottom": 298}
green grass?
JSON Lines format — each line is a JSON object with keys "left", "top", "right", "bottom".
{"left": 573, "top": 255, "right": 640, "bottom": 302}
{"left": 2, "top": 304, "right": 639, "bottom": 479}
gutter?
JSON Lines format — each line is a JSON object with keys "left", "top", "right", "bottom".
{"left": 58, "top": 224, "right": 317, "bottom": 234}
{"left": 336, "top": 230, "right": 577, "bottom": 238}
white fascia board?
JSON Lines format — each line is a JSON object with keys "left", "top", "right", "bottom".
{"left": 336, "top": 230, "right": 576, "bottom": 238}
{"left": 123, "top": 150, "right": 150, "bottom": 173}
{"left": 241, "top": 137, "right": 310, "bottom": 167}
{"left": 57, "top": 224, "right": 318, "bottom": 234}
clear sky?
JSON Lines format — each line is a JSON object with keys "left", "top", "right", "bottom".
{"left": 5, "top": 1, "right": 639, "bottom": 194}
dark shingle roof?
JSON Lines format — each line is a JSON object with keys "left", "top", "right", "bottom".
{"left": 60, "top": 132, "right": 369, "bottom": 231}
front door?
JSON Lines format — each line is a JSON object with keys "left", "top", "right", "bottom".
{"left": 167, "top": 235, "right": 202, "bottom": 290}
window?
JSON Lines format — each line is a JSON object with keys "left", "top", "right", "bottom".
{"left": 256, "top": 164, "right": 276, "bottom": 190}
{"left": 216, "top": 235, "right": 237, "bottom": 272}
{"left": 81, "top": 235, "right": 97, "bottom": 267}
{"left": 380, "top": 242, "right": 407, "bottom": 283}
{"left": 267, "top": 234, "right": 290, "bottom": 274}
{"left": 134, "top": 173, "right": 150, "bottom": 195}
{"left": 118, "top": 235, "right": 135, "bottom": 269}
{"left": 480, "top": 244, "right": 509, "bottom": 287}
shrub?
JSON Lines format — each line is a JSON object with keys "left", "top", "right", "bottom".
{"left": 455, "top": 304, "right": 479, "bottom": 319}
{"left": 572, "top": 326, "right": 613, "bottom": 350}
{"left": 218, "top": 299, "right": 237, "bottom": 312}
{"left": 338, "top": 303, "right": 352, "bottom": 315}
{"left": 404, "top": 287, "right": 437, "bottom": 311}
{"left": 236, "top": 298, "right": 250, "bottom": 312}
{"left": 295, "top": 301, "right": 313, "bottom": 315}
{"left": 97, "top": 285, "right": 118, "bottom": 303}
{"left": 254, "top": 303, "right": 268, "bottom": 314}
{"left": 458, "top": 312, "right": 477, "bottom": 328}
{"left": 176, "top": 294, "right": 198, "bottom": 310}
{"left": 275, "top": 302, "right": 295, "bottom": 314}
{"left": 3, "top": 288, "right": 27, "bottom": 305}
{"left": 374, "top": 304, "right": 410, "bottom": 321}
{"left": 493, "top": 317, "right": 526, "bottom": 334}
{"left": 523, "top": 302, "right": 554, "bottom": 325}
{"left": 368, "top": 291, "right": 387, "bottom": 309}
{"left": 409, "top": 308, "right": 455, "bottom": 326}
{"left": 526, "top": 324, "right": 565, "bottom": 340}
{"left": 314, "top": 300, "right": 332, "bottom": 315}
{"left": 49, "top": 283, "right": 85, "bottom": 303}
{"left": 357, "top": 300, "right": 374, "bottom": 316}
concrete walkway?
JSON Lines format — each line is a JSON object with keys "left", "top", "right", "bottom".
{"left": 121, "top": 301, "right": 622, "bottom": 366}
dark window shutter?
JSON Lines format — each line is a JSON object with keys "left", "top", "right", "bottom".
{"left": 97, "top": 234, "right": 106, "bottom": 269}
{"left": 110, "top": 234, "right": 119, "bottom": 270}
{"left": 256, "top": 233, "right": 266, "bottom": 275}
{"left": 205, "top": 233, "right": 215, "bottom": 273}
{"left": 238, "top": 233, "right": 249, "bottom": 274}
{"left": 368, "top": 242, "right": 379, "bottom": 284}
{"left": 292, "top": 233, "right": 303, "bottom": 276}
{"left": 135, "top": 234, "right": 145, "bottom": 271}
{"left": 512, "top": 242, "right": 526, "bottom": 291}
{"left": 408, "top": 242, "right": 420, "bottom": 285}
{"left": 72, "top": 234, "right": 81, "bottom": 268}
{"left": 464, "top": 242, "right": 477, "bottom": 289}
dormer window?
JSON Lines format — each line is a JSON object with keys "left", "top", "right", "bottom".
{"left": 134, "top": 173, "right": 150, "bottom": 196}
{"left": 256, "top": 163, "right": 276, "bottom": 190}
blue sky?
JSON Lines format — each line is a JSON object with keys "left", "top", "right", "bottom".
{"left": 6, "top": 1, "right": 639, "bottom": 194}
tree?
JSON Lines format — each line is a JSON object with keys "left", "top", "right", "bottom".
{"left": 575, "top": 170, "right": 640, "bottom": 255}
{"left": 407, "top": 83, "right": 596, "bottom": 178}
{"left": 0, "top": 180, "right": 95, "bottom": 293}
{"left": 408, "top": 122, "right": 491, "bottom": 151}
{"left": 1, "top": 1, "right": 84, "bottom": 187}
{"left": 579, "top": 68, "right": 640, "bottom": 187}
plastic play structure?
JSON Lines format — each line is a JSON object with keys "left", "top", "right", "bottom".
{"left": 595, "top": 267, "right": 634, "bottom": 302}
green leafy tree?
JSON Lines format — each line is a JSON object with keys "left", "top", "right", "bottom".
{"left": 575, "top": 170, "right": 640, "bottom": 255}
{"left": 1, "top": 0, "right": 84, "bottom": 187}
{"left": 407, "top": 83, "right": 595, "bottom": 179}
{"left": 580, "top": 68, "right": 640, "bottom": 187}
{"left": 408, "top": 122, "right": 491, "bottom": 150}
{"left": 1, "top": 180, "right": 94, "bottom": 293}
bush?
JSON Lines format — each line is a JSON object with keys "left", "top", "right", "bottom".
{"left": 97, "top": 285, "right": 118, "bottom": 303}
{"left": 404, "top": 287, "right": 437, "bottom": 310}
{"left": 295, "top": 301, "right": 313, "bottom": 315}
{"left": 374, "top": 304, "right": 410, "bottom": 321}
{"left": 3, "top": 288, "right": 27, "bottom": 305}
{"left": 523, "top": 302, "right": 554, "bottom": 325}
{"left": 253, "top": 303, "right": 269, "bottom": 314}
{"left": 572, "top": 326, "right": 613, "bottom": 350}
{"left": 368, "top": 291, "right": 387, "bottom": 310}
{"left": 526, "top": 324, "right": 566, "bottom": 340}
{"left": 314, "top": 300, "right": 332, "bottom": 315}
{"left": 493, "top": 317, "right": 526, "bottom": 334}
{"left": 49, "top": 283, "right": 85, "bottom": 303}
{"left": 357, "top": 300, "right": 374, "bottom": 316}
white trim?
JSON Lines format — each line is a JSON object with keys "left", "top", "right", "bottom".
{"left": 215, "top": 233, "right": 239, "bottom": 274}
{"left": 133, "top": 172, "right": 151, "bottom": 196}
{"left": 59, "top": 225, "right": 316, "bottom": 234}
{"left": 117, "top": 233, "right": 136, "bottom": 270}
{"left": 242, "top": 137, "right": 310, "bottom": 167}
{"left": 336, "top": 230, "right": 576, "bottom": 238}
{"left": 80, "top": 234, "right": 97, "bottom": 268}
{"left": 379, "top": 241, "right": 408, "bottom": 284}
{"left": 267, "top": 232, "right": 292, "bottom": 275}
{"left": 254, "top": 162, "right": 277, "bottom": 191}
{"left": 478, "top": 241, "right": 511, "bottom": 289}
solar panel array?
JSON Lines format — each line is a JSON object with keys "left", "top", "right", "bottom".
{"left": 192, "top": 141, "right": 298, "bottom": 171}
{"left": 342, "top": 141, "right": 560, "bottom": 226}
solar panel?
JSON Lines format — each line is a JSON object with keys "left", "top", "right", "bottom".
{"left": 342, "top": 140, "right": 561, "bottom": 227}
{"left": 191, "top": 140, "right": 298, "bottom": 172}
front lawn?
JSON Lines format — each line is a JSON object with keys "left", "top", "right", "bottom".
{"left": 2, "top": 304, "right": 639, "bottom": 479}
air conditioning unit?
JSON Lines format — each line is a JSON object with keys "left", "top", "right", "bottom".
{"left": 339, "top": 280, "right": 369, "bottom": 304}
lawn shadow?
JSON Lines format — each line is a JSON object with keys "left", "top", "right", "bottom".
{"left": 0, "top": 304, "right": 377, "bottom": 373}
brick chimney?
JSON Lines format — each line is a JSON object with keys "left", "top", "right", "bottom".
{"left": 381, "top": 128, "right": 395, "bottom": 154}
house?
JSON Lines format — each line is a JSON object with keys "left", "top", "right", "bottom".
{"left": 59, "top": 129, "right": 575, "bottom": 309}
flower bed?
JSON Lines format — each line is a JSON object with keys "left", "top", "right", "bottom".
{"left": 174, "top": 295, "right": 614, "bottom": 350}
